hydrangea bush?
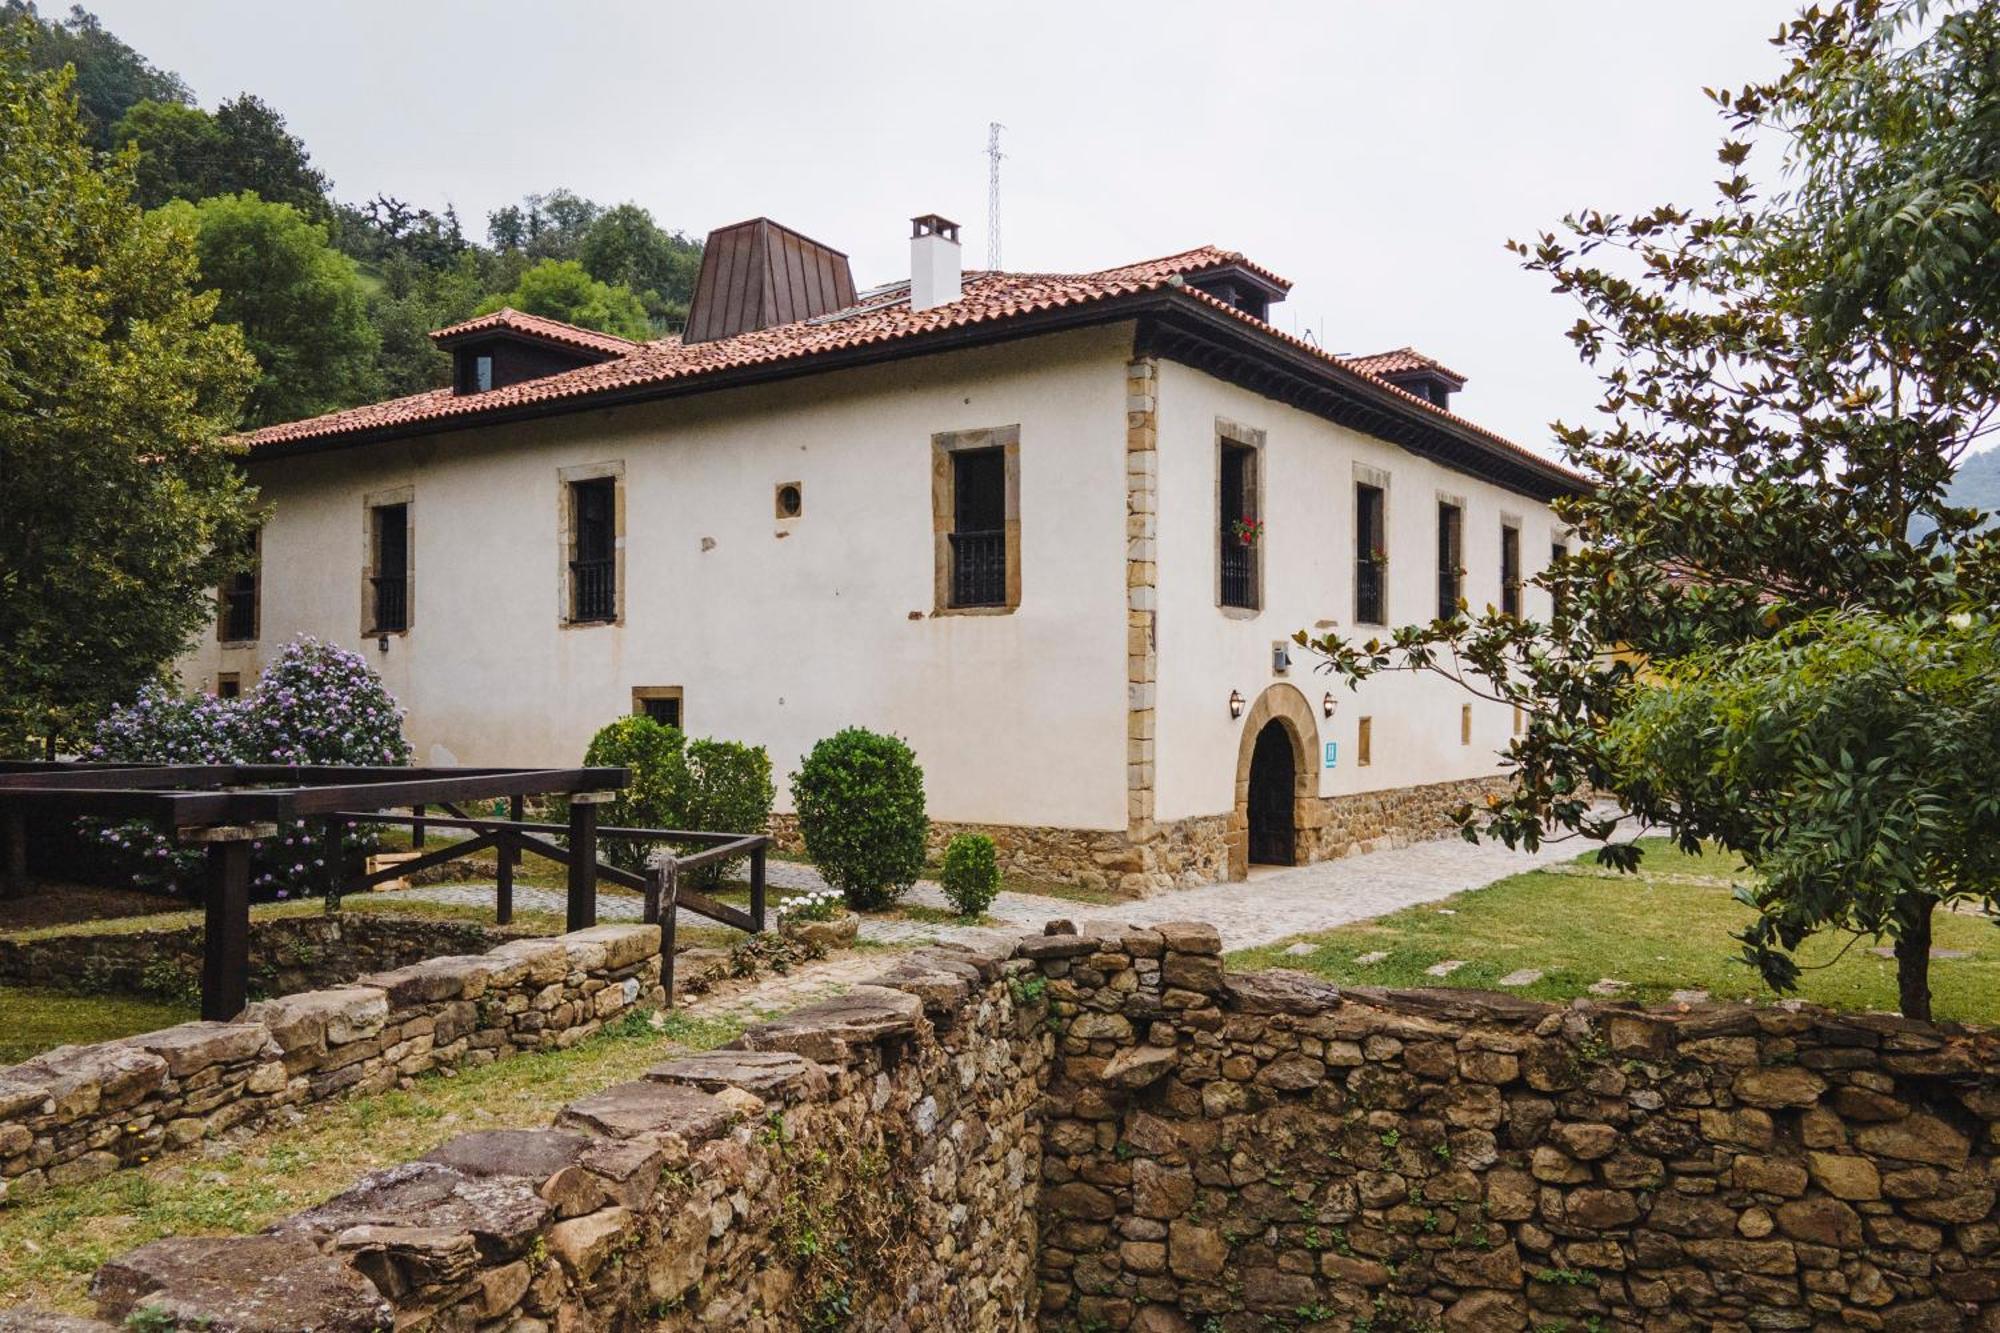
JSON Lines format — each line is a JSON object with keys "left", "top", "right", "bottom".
{"left": 86, "top": 637, "right": 412, "bottom": 902}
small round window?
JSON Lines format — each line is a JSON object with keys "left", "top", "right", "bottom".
{"left": 775, "top": 482, "right": 803, "bottom": 519}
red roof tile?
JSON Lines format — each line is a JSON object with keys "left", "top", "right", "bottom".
{"left": 1347, "top": 346, "right": 1467, "bottom": 386}
{"left": 429, "top": 307, "right": 642, "bottom": 358}
{"left": 243, "top": 246, "right": 1577, "bottom": 490}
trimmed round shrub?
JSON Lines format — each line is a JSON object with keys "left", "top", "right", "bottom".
{"left": 790, "top": 727, "right": 927, "bottom": 911}
{"left": 683, "top": 737, "right": 775, "bottom": 885}
{"left": 86, "top": 636, "right": 411, "bottom": 901}
{"left": 939, "top": 833, "right": 999, "bottom": 918}
{"left": 582, "top": 716, "right": 689, "bottom": 870}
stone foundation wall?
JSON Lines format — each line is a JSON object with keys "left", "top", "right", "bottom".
{"left": 0, "top": 923, "right": 662, "bottom": 1206}
{"left": 19, "top": 918, "right": 1996, "bottom": 1332}
{"left": 0, "top": 911, "right": 530, "bottom": 1002}
{"left": 768, "top": 773, "right": 1511, "bottom": 899}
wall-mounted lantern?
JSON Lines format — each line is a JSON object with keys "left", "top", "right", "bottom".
{"left": 1271, "top": 641, "right": 1292, "bottom": 675}
{"left": 1322, "top": 691, "right": 1337, "bottom": 719}
{"left": 1228, "top": 689, "right": 1246, "bottom": 719}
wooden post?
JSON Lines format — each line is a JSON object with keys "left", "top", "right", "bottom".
{"left": 410, "top": 804, "right": 426, "bottom": 850}
{"left": 507, "top": 796, "right": 524, "bottom": 870}
{"left": 749, "top": 843, "right": 767, "bottom": 934}
{"left": 653, "top": 857, "right": 680, "bottom": 1008}
{"left": 185, "top": 823, "right": 272, "bottom": 1022}
{"left": 2, "top": 808, "right": 25, "bottom": 900}
{"left": 566, "top": 794, "right": 606, "bottom": 932}
{"left": 495, "top": 830, "right": 514, "bottom": 926}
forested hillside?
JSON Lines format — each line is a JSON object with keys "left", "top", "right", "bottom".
{"left": 1911, "top": 447, "right": 2000, "bottom": 540}
{"left": 5, "top": 2, "right": 703, "bottom": 425}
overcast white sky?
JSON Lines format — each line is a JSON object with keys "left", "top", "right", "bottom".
{"left": 89, "top": 0, "right": 1803, "bottom": 456}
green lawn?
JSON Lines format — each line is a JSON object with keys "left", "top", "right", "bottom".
{"left": 0, "top": 988, "right": 195, "bottom": 1065}
{"left": 1232, "top": 839, "right": 2000, "bottom": 1025}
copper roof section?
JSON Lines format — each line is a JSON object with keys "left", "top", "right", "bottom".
{"left": 429, "top": 307, "right": 641, "bottom": 359}
{"left": 682, "top": 218, "right": 858, "bottom": 345}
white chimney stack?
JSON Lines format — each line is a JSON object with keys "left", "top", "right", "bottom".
{"left": 909, "top": 213, "right": 962, "bottom": 312}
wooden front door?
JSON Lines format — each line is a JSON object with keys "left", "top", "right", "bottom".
{"left": 1246, "top": 720, "right": 1296, "bottom": 866}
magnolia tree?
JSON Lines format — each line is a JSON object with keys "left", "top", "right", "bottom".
{"left": 1300, "top": 0, "right": 2000, "bottom": 1016}
{"left": 89, "top": 637, "right": 411, "bottom": 901}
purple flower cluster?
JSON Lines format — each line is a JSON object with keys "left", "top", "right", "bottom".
{"left": 86, "top": 637, "right": 413, "bottom": 902}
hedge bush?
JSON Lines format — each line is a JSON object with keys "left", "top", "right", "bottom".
{"left": 790, "top": 727, "right": 927, "bottom": 911}
{"left": 86, "top": 637, "right": 411, "bottom": 902}
{"left": 582, "top": 716, "right": 689, "bottom": 871}
{"left": 580, "top": 720, "right": 774, "bottom": 881}
{"left": 939, "top": 833, "right": 999, "bottom": 918}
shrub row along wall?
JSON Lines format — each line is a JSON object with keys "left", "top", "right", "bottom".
{"left": 0, "top": 912, "right": 530, "bottom": 1002}
{"left": 0, "top": 923, "right": 663, "bottom": 1205}
{"left": 9, "top": 921, "right": 2000, "bottom": 1332}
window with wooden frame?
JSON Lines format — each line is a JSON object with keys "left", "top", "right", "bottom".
{"left": 1436, "top": 499, "right": 1463, "bottom": 622}
{"left": 215, "top": 672, "right": 241, "bottom": 700}
{"left": 1500, "top": 521, "right": 1522, "bottom": 617}
{"left": 1549, "top": 539, "right": 1570, "bottom": 617}
{"left": 368, "top": 502, "right": 411, "bottom": 634}
{"left": 219, "top": 527, "right": 260, "bottom": 643}
{"left": 1217, "top": 432, "right": 1261, "bottom": 611}
{"left": 1355, "top": 482, "right": 1387, "bottom": 625}
{"left": 632, "top": 686, "right": 683, "bottom": 730}
{"left": 931, "top": 425, "right": 1020, "bottom": 613}
{"left": 568, "top": 476, "right": 618, "bottom": 624}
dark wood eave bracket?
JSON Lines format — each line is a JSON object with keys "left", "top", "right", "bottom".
{"left": 251, "top": 290, "right": 1583, "bottom": 503}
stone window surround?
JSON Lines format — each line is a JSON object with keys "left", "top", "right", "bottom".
{"left": 631, "top": 685, "right": 684, "bottom": 729}
{"left": 930, "top": 424, "right": 1021, "bottom": 616}
{"left": 1353, "top": 462, "right": 1392, "bottom": 627}
{"left": 1500, "top": 510, "right": 1524, "bottom": 614}
{"left": 360, "top": 484, "right": 414, "bottom": 639}
{"left": 1214, "top": 418, "right": 1265, "bottom": 619}
{"left": 558, "top": 461, "right": 625, "bottom": 629}
{"left": 217, "top": 525, "right": 261, "bottom": 647}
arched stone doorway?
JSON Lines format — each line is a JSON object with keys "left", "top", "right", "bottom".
{"left": 1227, "top": 683, "right": 1321, "bottom": 880}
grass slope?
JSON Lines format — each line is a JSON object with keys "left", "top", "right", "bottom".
{"left": 1231, "top": 839, "right": 2000, "bottom": 1024}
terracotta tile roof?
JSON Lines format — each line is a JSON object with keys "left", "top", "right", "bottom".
{"left": 428, "top": 307, "right": 642, "bottom": 358}
{"left": 1347, "top": 346, "right": 1467, "bottom": 386}
{"left": 243, "top": 245, "right": 1578, "bottom": 490}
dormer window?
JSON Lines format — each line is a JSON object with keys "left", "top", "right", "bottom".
{"left": 432, "top": 308, "right": 640, "bottom": 397}
{"left": 1185, "top": 263, "right": 1289, "bottom": 324}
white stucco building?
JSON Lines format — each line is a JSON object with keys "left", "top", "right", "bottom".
{"left": 184, "top": 214, "right": 1582, "bottom": 892}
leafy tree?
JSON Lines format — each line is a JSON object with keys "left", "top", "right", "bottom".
{"left": 583, "top": 716, "right": 691, "bottom": 872}
{"left": 579, "top": 203, "right": 702, "bottom": 328}
{"left": 475, "top": 258, "right": 651, "bottom": 341}
{"left": 487, "top": 188, "right": 603, "bottom": 261}
{"left": 112, "top": 93, "right": 330, "bottom": 217}
{"left": 4, "top": 1, "right": 187, "bottom": 147}
{"left": 163, "top": 192, "right": 381, "bottom": 425}
{"left": 0, "top": 31, "right": 256, "bottom": 756}
{"left": 1297, "top": 0, "right": 1999, "bottom": 1017}
{"left": 1611, "top": 612, "right": 2000, "bottom": 1020}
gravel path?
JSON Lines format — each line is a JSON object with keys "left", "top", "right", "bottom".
{"left": 383, "top": 823, "right": 1622, "bottom": 953}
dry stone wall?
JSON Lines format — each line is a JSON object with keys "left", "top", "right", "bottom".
{"left": 9, "top": 919, "right": 2000, "bottom": 1333}
{"left": 0, "top": 923, "right": 662, "bottom": 1205}
{"left": 0, "top": 911, "right": 529, "bottom": 1001}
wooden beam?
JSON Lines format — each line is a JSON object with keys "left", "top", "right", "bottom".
{"left": 196, "top": 834, "right": 254, "bottom": 1022}
{"left": 566, "top": 798, "right": 599, "bottom": 932}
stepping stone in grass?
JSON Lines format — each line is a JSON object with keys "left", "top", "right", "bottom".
{"left": 1587, "top": 978, "right": 1630, "bottom": 996}
{"left": 1424, "top": 959, "right": 1466, "bottom": 978}
{"left": 1496, "top": 968, "right": 1543, "bottom": 987}
{"left": 1283, "top": 942, "right": 1317, "bottom": 957}
{"left": 1866, "top": 946, "right": 1969, "bottom": 960}
{"left": 1353, "top": 951, "right": 1390, "bottom": 966}
{"left": 1670, "top": 988, "right": 1710, "bottom": 1005}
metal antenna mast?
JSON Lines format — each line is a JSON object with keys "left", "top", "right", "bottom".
{"left": 986, "top": 122, "right": 1005, "bottom": 271}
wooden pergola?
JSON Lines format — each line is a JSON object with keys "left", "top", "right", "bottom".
{"left": 0, "top": 763, "right": 635, "bottom": 1021}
